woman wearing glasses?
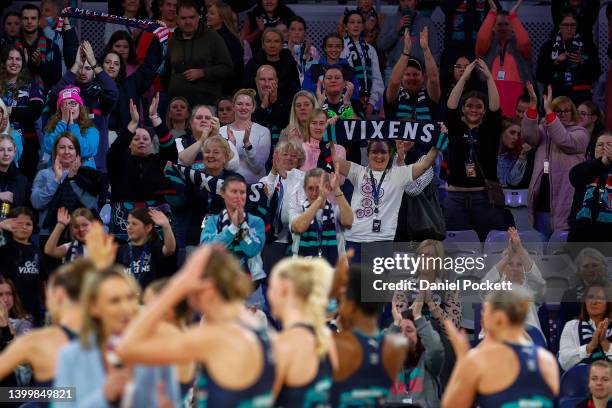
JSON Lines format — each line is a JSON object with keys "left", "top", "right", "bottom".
{"left": 521, "top": 82, "right": 589, "bottom": 239}
{"left": 577, "top": 102, "right": 605, "bottom": 159}
{"left": 559, "top": 284, "right": 612, "bottom": 371}
{"left": 536, "top": 11, "right": 600, "bottom": 105}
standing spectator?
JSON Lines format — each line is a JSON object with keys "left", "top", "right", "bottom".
{"left": 0, "top": 45, "right": 44, "bottom": 181}
{"left": 244, "top": 29, "right": 301, "bottom": 105}
{"left": 43, "top": 207, "right": 94, "bottom": 263}
{"left": 568, "top": 131, "right": 612, "bottom": 243}
{"left": 104, "top": 0, "right": 150, "bottom": 45}
{"left": 159, "top": 0, "right": 178, "bottom": 30}
{"left": 219, "top": 89, "right": 271, "bottom": 184}
{"left": 0, "top": 134, "right": 28, "bottom": 209}
{"left": 206, "top": 2, "right": 245, "bottom": 96}
{"left": 497, "top": 117, "right": 531, "bottom": 187}
{"left": 551, "top": 0, "right": 600, "bottom": 42}
{"left": 476, "top": 1, "right": 533, "bottom": 117}
{"left": 575, "top": 361, "right": 612, "bottom": 408}
{"left": 559, "top": 284, "right": 612, "bottom": 371}
{"left": 103, "top": 31, "right": 139, "bottom": 77}
{"left": 384, "top": 28, "right": 440, "bottom": 122}
{"left": 316, "top": 66, "right": 361, "bottom": 121}
{"left": 0, "top": 208, "right": 43, "bottom": 325}
{"left": 107, "top": 97, "right": 177, "bottom": 241}
{"left": 51, "top": 41, "right": 119, "bottom": 172}
{"left": 115, "top": 208, "right": 176, "bottom": 288}
{"left": 386, "top": 299, "right": 444, "bottom": 408}
{"left": 286, "top": 16, "right": 319, "bottom": 85}
{"left": 444, "top": 60, "right": 511, "bottom": 241}
{"left": 1, "top": 13, "right": 21, "bottom": 48}
{"left": 216, "top": 96, "right": 235, "bottom": 126}
{"left": 537, "top": 12, "right": 600, "bottom": 105}
{"left": 302, "top": 32, "right": 360, "bottom": 100}
{"left": 439, "top": 0, "right": 490, "bottom": 74}
{"left": 378, "top": 0, "right": 438, "bottom": 82}
{"left": 241, "top": 0, "right": 296, "bottom": 51}
{"left": 280, "top": 90, "right": 318, "bottom": 142}
{"left": 441, "top": 55, "right": 486, "bottom": 105}
{"left": 289, "top": 167, "right": 353, "bottom": 264}
{"left": 200, "top": 174, "right": 266, "bottom": 285}
{"left": 162, "top": 0, "right": 233, "bottom": 108}
{"left": 43, "top": 87, "right": 99, "bottom": 169}
{"left": 522, "top": 83, "right": 589, "bottom": 238}
{"left": 341, "top": 10, "right": 384, "bottom": 119}
{"left": 166, "top": 97, "right": 190, "bottom": 138}
{"left": 577, "top": 101, "right": 606, "bottom": 159}
{"left": 15, "top": 4, "right": 62, "bottom": 92}
{"left": 300, "top": 109, "right": 346, "bottom": 175}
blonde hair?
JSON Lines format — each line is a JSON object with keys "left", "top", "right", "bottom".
{"left": 79, "top": 267, "right": 141, "bottom": 349}
{"left": 415, "top": 239, "right": 447, "bottom": 280}
{"left": 233, "top": 88, "right": 257, "bottom": 106}
{"left": 0, "top": 133, "right": 16, "bottom": 150}
{"left": 166, "top": 96, "right": 190, "bottom": 130}
{"left": 271, "top": 257, "right": 334, "bottom": 356}
{"left": 201, "top": 135, "right": 234, "bottom": 164}
{"left": 551, "top": 96, "right": 578, "bottom": 124}
{"left": 212, "top": 2, "right": 241, "bottom": 43}
{"left": 0, "top": 98, "right": 9, "bottom": 133}
{"left": 485, "top": 288, "right": 533, "bottom": 326}
{"left": 303, "top": 108, "right": 328, "bottom": 143}
{"left": 283, "top": 91, "right": 320, "bottom": 141}
{"left": 275, "top": 139, "right": 306, "bottom": 168}
{"left": 203, "top": 250, "right": 252, "bottom": 302}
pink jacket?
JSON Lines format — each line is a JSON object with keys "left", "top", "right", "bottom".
{"left": 522, "top": 114, "right": 589, "bottom": 231}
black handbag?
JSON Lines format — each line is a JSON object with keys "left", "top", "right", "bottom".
{"left": 396, "top": 177, "right": 446, "bottom": 242}
{"left": 474, "top": 154, "right": 506, "bottom": 208}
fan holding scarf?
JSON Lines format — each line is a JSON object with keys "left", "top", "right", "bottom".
{"left": 560, "top": 285, "right": 612, "bottom": 371}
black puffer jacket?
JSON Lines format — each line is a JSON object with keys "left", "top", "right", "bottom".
{"left": 0, "top": 163, "right": 29, "bottom": 208}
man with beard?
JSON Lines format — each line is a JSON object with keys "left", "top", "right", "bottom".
{"left": 15, "top": 4, "right": 62, "bottom": 92}
{"left": 383, "top": 27, "right": 440, "bottom": 125}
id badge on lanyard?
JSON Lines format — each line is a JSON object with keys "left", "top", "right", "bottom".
{"left": 465, "top": 129, "right": 478, "bottom": 178}
{"left": 369, "top": 169, "right": 386, "bottom": 232}
{"left": 497, "top": 42, "right": 508, "bottom": 81}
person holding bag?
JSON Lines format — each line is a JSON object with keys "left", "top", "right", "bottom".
{"left": 444, "top": 59, "right": 513, "bottom": 241}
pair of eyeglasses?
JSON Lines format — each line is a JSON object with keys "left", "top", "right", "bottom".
{"left": 560, "top": 23, "right": 577, "bottom": 28}
{"left": 454, "top": 64, "right": 468, "bottom": 69}
{"left": 578, "top": 111, "right": 592, "bottom": 117}
{"left": 66, "top": 101, "right": 79, "bottom": 108}
{"left": 586, "top": 295, "right": 607, "bottom": 302}
{"left": 554, "top": 109, "right": 571, "bottom": 115}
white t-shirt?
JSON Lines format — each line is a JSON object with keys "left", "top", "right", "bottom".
{"left": 219, "top": 123, "right": 271, "bottom": 184}
{"left": 344, "top": 163, "right": 413, "bottom": 243}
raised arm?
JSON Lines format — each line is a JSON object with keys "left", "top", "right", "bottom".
{"left": 386, "top": 29, "right": 412, "bottom": 103}
{"left": 43, "top": 208, "right": 71, "bottom": 259}
{"left": 477, "top": 59, "right": 500, "bottom": 112}
{"left": 475, "top": 8, "right": 496, "bottom": 58}
{"left": 420, "top": 27, "right": 441, "bottom": 103}
{"left": 447, "top": 61, "right": 477, "bottom": 109}
{"left": 410, "top": 146, "right": 439, "bottom": 180}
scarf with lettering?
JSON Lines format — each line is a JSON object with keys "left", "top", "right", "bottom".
{"left": 578, "top": 319, "right": 612, "bottom": 363}
{"left": 551, "top": 31, "right": 583, "bottom": 60}
{"left": 65, "top": 240, "right": 86, "bottom": 263}
{"left": 296, "top": 199, "right": 338, "bottom": 264}
{"left": 576, "top": 168, "right": 612, "bottom": 224}
{"left": 396, "top": 87, "right": 432, "bottom": 122}
{"left": 345, "top": 36, "right": 373, "bottom": 99}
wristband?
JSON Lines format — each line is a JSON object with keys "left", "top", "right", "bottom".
{"left": 335, "top": 193, "right": 344, "bottom": 197}
{"left": 545, "top": 112, "right": 556, "bottom": 124}
{"left": 402, "top": 51, "right": 411, "bottom": 57}
{"left": 526, "top": 107, "right": 538, "bottom": 119}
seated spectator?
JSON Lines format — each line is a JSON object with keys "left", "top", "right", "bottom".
{"left": 219, "top": 89, "right": 271, "bottom": 184}
{"left": 243, "top": 29, "right": 301, "bottom": 106}
{"left": 1, "top": 12, "right": 20, "bottom": 48}
{"left": 384, "top": 28, "right": 440, "bottom": 122}
{"left": 522, "top": 83, "right": 589, "bottom": 238}
{"left": 497, "top": 117, "right": 531, "bottom": 187}
{"left": 481, "top": 227, "right": 547, "bottom": 334}
{"left": 206, "top": 2, "right": 245, "bottom": 96}
{"left": 31, "top": 133, "right": 99, "bottom": 241}
{"left": 166, "top": 97, "right": 190, "bottom": 138}
{"left": 444, "top": 60, "right": 512, "bottom": 241}
{"left": 52, "top": 41, "right": 119, "bottom": 172}
{"left": 260, "top": 140, "right": 306, "bottom": 271}
{"left": 0, "top": 275, "right": 33, "bottom": 348}
{"left": 162, "top": 0, "right": 233, "bottom": 108}
{"left": 335, "top": 139, "right": 440, "bottom": 261}
{"left": 44, "top": 87, "right": 99, "bottom": 169}
{"left": 575, "top": 360, "right": 612, "bottom": 408}
{"left": 386, "top": 298, "right": 444, "bottom": 408}
{"left": 560, "top": 248, "right": 609, "bottom": 331}
{"left": 107, "top": 97, "right": 177, "bottom": 241}
{"left": 316, "top": 66, "right": 361, "bottom": 122}
{"left": 176, "top": 105, "right": 238, "bottom": 171}
{"left": 0, "top": 207, "right": 43, "bottom": 325}
{"left": 53, "top": 268, "right": 180, "bottom": 407}
{"left": 200, "top": 174, "right": 266, "bottom": 285}
{"left": 104, "top": 0, "right": 149, "bottom": 44}
{"left": 0, "top": 45, "right": 43, "bottom": 181}
{"left": 514, "top": 93, "right": 530, "bottom": 120}
{"left": 378, "top": 0, "right": 438, "bottom": 82}
{"left": 241, "top": 0, "right": 296, "bottom": 51}
{"left": 286, "top": 16, "right": 319, "bottom": 84}
{"left": 280, "top": 90, "right": 319, "bottom": 142}
{"left": 568, "top": 131, "right": 612, "bottom": 243}
{"left": 289, "top": 167, "right": 353, "bottom": 264}
{"left": 43, "top": 208, "right": 94, "bottom": 263}
{"left": 559, "top": 284, "right": 612, "bottom": 371}
{"left": 0, "top": 134, "right": 28, "bottom": 209}
{"left": 115, "top": 208, "right": 176, "bottom": 289}
{"left": 216, "top": 96, "right": 235, "bottom": 126}
{"left": 302, "top": 32, "right": 360, "bottom": 100}
{"left": 537, "top": 12, "right": 600, "bottom": 105}
{"left": 476, "top": 1, "right": 533, "bottom": 116}
{"left": 103, "top": 30, "right": 139, "bottom": 77}
{"left": 577, "top": 101, "right": 606, "bottom": 159}
{"left": 300, "top": 109, "right": 346, "bottom": 176}
{"left": 341, "top": 10, "right": 384, "bottom": 118}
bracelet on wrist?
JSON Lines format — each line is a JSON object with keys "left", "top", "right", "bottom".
{"left": 402, "top": 51, "right": 411, "bottom": 57}
{"left": 335, "top": 193, "right": 344, "bottom": 197}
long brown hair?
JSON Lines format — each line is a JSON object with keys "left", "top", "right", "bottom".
{"left": 0, "top": 46, "right": 30, "bottom": 96}
{"left": 52, "top": 132, "right": 82, "bottom": 161}
{"left": 45, "top": 104, "right": 95, "bottom": 134}
{"left": 579, "top": 285, "right": 612, "bottom": 321}
{"left": 0, "top": 275, "right": 30, "bottom": 320}
{"left": 212, "top": 2, "right": 241, "bottom": 43}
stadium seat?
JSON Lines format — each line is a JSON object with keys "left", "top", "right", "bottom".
{"left": 546, "top": 231, "right": 569, "bottom": 255}
{"left": 525, "top": 324, "right": 547, "bottom": 348}
{"left": 100, "top": 204, "right": 111, "bottom": 225}
{"left": 559, "top": 397, "right": 585, "bottom": 408}
{"left": 503, "top": 189, "right": 529, "bottom": 208}
{"left": 483, "top": 230, "right": 508, "bottom": 254}
{"left": 444, "top": 230, "right": 481, "bottom": 255}
{"left": 559, "top": 364, "right": 590, "bottom": 400}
